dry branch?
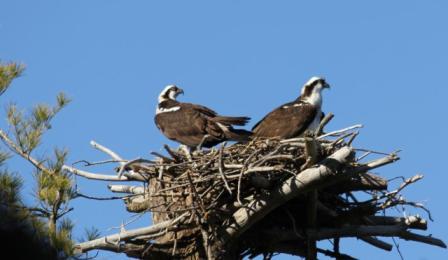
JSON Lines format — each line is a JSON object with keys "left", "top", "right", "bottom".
{"left": 108, "top": 185, "right": 145, "bottom": 194}
{"left": 74, "top": 212, "right": 188, "bottom": 254}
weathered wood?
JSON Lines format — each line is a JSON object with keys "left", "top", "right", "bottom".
{"left": 74, "top": 213, "right": 188, "bottom": 254}
{"left": 108, "top": 185, "right": 145, "bottom": 194}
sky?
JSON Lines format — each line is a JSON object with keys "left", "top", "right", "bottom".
{"left": 1, "top": 0, "right": 447, "bottom": 259}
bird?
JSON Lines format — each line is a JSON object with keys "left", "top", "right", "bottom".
{"left": 154, "top": 85, "right": 252, "bottom": 149}
{"left": 252, "top": 76, "right": 330, "bottom": 139}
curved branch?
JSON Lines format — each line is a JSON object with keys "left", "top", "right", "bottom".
{"left": 0, "top": 129, "right": 51, "bottom": 173}
{"left": 90, "top": 140, "right": 124, "bottom": 165}
{"left": 62, "top": 165, "right": 129, "bottom": 181}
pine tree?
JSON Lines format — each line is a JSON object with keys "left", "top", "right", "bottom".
{"left": 0, "top": 61, "right": 74, "bottom": 258}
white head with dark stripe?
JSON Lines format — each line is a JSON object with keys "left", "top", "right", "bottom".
{"left": 158, "top": 85, "right": 184, "bottom": 103}
{"left": 300, "top": 77, "right": 330, "bottom": 107}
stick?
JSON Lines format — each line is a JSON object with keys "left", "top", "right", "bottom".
{"left": 62, "top": 165, "right": 129, "bottom": 181}
{"left": 108, "top": 185, "right": 145, "bottom": 194}
{"left": 218, "top": 145, "right": 232, "bottom": 195}
{"left": 90, "top": 140, "right": 124, "bottom": 165}
{"left": 0, "top": 129, "right": 51, "bottom": 173}
{"left": 317, "top": 124, "right": 363, "bottom": 140}
{"left": 360, "top": 237, "right": 393, "bottom": 251}
{"left": 315, "top": 112, "right": 334, "bottom": 136}
{"left": 74, "top": 212, "right": 189, "bottom": 254}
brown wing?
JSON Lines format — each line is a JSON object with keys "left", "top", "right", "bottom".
{"left": 252, "top": 102, "right": 317, "bottom": 139}
{"left": 182, "top": 103, "right": 217, "bottom": 117}
{"left": 154, "top": 104, "right": 225, "bottom": 147}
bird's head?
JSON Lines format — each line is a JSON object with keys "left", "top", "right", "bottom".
{"left": 300, "top": 77, "right": 330, "bottom": 106}
{"left": 158, "top": 85, "right": 184, "bottom": 103}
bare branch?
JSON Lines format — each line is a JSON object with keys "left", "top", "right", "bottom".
{"left": 360, "top": 237, "right": 393, "bottom": 251}
{"left": 90, "top": 140, "right": 124, "bottom": 164}
{"left": 311, "top": 225, "right": 446, "bottom": 249}
{"left": 108, "top": 185, "right": 145, "bottom": 194}
{"left": 315, "top": 112, "right": 334, "bottom": 136}
{"left": 0, "top": 129, "right": 51, "bottom": 173}
{"left": 62, "top": 165, "right": 129, "bottom": 181}
{"left": 74, "top": 212, "right": 189, "bottom": 254}
{"left": 317, "top": 124, "right": 363, "bottom": 140}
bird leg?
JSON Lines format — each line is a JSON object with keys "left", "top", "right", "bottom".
{"left": 196, "top": 134, "right": 210, "bottom": 151}
{"left": 179, "top": 145, "right": 193, "bottom": 162}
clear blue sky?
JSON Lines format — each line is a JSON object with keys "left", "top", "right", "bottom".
{"left": 1, "top": 1, "right": 447, "bottom": 259}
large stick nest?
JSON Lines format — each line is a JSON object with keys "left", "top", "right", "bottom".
{"left": 73, "top": 123, "right": 446, "bottom": 259}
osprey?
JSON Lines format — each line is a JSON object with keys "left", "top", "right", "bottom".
{"left": 154, "top": 85, "right": 252, "bottom": 149}
{"left": 252, "top": 77, "right": 330, "bottom": 139}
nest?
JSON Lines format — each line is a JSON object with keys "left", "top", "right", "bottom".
{"left": 72, "top": 123, "right": 446, "bottom": 259}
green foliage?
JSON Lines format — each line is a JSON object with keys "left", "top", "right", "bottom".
{"left": 0, "top": 61, "right": 25, "bottom": 95}
{"left": 0, "top": 61, "right": 75, "bottom": 258}
{"left": 37, "top": 149, "right": 75, "bottom": 207}
{"left": 6, "top": 93, "right": 71, "bottom": 153}
{"left": 0, "top": 170, "right": 58, "bottom": 259}
{"left": 0, "top": 171, "right": 23, "bottom": 205}
{"left": 84, "top": 227, "right": 101, "bottom": 241}
{"left": 0, "top": 150, "right": 11, "bottom": 166}
{"left": 51, "top": 218, "right": 75, "bottom": 255}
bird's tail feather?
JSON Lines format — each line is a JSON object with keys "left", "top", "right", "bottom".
{"left": 212, "top": 116, "right": 250, "bottom": 126}
{"left": 225, "top": 128, "right": 253, "bottom": 142}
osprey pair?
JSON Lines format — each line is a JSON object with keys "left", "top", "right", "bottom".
{"left": 154, "top": 77, "right": 330, "bottom": 149}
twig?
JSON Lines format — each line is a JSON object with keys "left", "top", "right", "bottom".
{"left": 218, "top": 145, "right": 232, "bottom": 195}
{"left": 315, "top": 112, "right": 334, "bottom": 136}
{"left": 73, "top": 159, "right": 124, "bottom": 167}
{"left": 317, "top": 124, "right": 363, "bottom": 140}
{"left": 90, "top": 140, "right": 124, "bottom": 165}
{"left": 164, "top": 144, "right": 182, "bottom": 162}
{"left": 237, "top": 150, "right": 259, "bottom": 206}
{"left": 62, "top": 165, "right": 129, "bottom": 181}
{"left": 392, "top": 237, "right": 405, "bottom": 260}
{"left": 151, "top": 152, "right": 175, "bottom": 163}
{"left": 0, "top": 129, "right": 52, "bottom": 173}
{"left": 75, "top": 192, "right": 130, "bottom": 201}
{"left": 117, "top": 158, "right": 155, "bottom": 178}
{"left": 360, "top": 237, "right": 393, "bottom": 251}
{"left": 347, "top": 131, "right": 359, "bottom": 146}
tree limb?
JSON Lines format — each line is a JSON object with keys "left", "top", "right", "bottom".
{"left": 0, "top": 129, "right": 51, "bottom": 173}
{"left": 108, "top": 185, "right": 145, "bottom": 194}
{"left": 74, "top": 212, "right": 189, "bottom": 254}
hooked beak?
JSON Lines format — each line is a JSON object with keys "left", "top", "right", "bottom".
{"left": 323, "top": 82, "right": 330, "bottom": 89}
{"left": 177, "top": 88, "right": 184, "bottom": 95}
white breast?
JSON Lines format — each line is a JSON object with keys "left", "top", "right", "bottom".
{"left": 156, "top": 106, "right": 181, "bottom": 114}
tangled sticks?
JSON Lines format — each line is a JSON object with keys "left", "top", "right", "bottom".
{"left": 71, "top": 121, "right": 446, "bottom": 259}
